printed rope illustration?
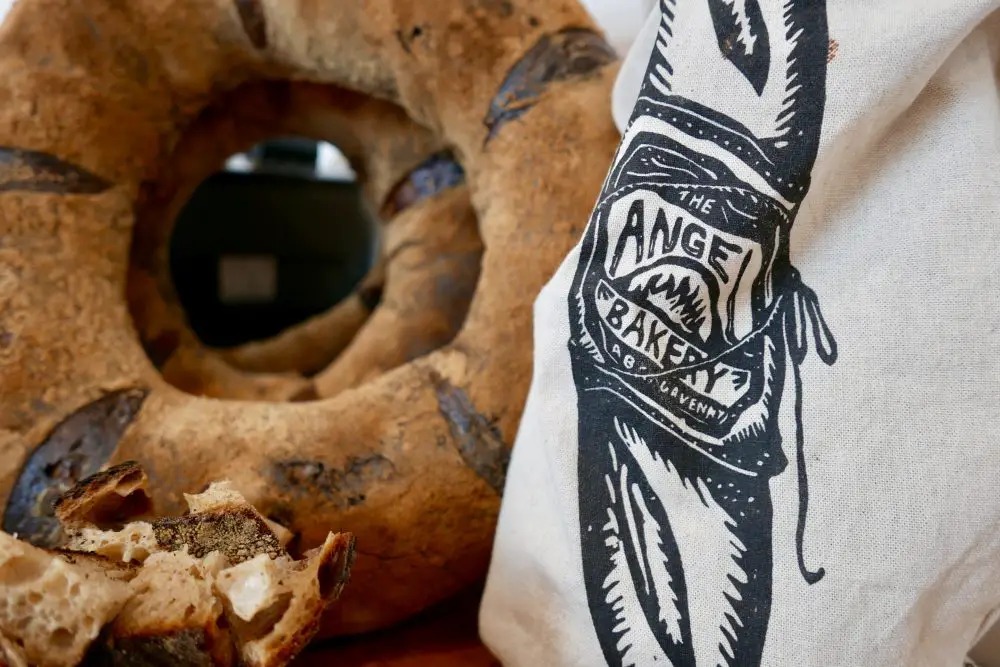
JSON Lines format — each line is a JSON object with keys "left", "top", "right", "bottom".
{"left": 568, "top": 0, "right": 836, "bottom": 664}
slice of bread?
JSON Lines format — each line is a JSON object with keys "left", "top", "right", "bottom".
{"left": 183, "top": 481, "right": 245, "bottom": 513}
{"left": 65, "top": 522, "right": 160, "bottom": 565}
{"left": 94, "top": 549, "right": 234, "bottom": 666}
{"left": 0, "top": 531, "right": 131, "bottom": 667}
{"left": 62, "top": 479, "right": 286, "bottom": 566}
{"left": 0, "top": 464, "right": 355, "bottom": 666}
{"left": 53, "top": 461, "right": 152, "bottom": 531}
{"left": 217, "top": 532, "right": 356, "bottom": 667}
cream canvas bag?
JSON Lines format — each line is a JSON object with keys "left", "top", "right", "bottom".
{"left": 480, "top": 0, "right": 1000, "bottom": 665}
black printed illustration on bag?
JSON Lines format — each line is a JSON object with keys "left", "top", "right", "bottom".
{"left": 568, "top": 0, "right": 836, "bottom": 664}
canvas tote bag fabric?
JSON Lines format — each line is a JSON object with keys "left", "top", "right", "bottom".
{"left": 480, "top": 0, "right": 1000, "bottom": 665}
{"left": 577, "top": 0, "right": 657, "bottom": 58}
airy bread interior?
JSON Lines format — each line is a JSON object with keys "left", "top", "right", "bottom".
{"left": 0, "top": 464, "right": 354, "bottom": 667}
{"left": 99, "top": 549, "right": 233, "bottom": 666}
{"left": 65, "top": 522, "right": 160, "bottom": 564}
{"left": 218, "top": 532, "right": 356, "bottom": 667}
{"left": 0, "top": 532, "right": 131, "bottom": 667}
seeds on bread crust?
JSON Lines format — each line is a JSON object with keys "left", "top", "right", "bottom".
{"left": 152, "top": 506, "right": 284, "bottom": 564}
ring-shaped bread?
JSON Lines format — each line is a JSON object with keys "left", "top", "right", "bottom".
{"left": 128, "top": 81, "right": 479, "bottom": 402}
{"left": 0, "top": 0, "right": 620, "bottom": 636}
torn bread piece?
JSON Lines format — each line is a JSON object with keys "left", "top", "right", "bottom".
{"left": 53, "top": 461, "right": 152, "bottom": 531}
{"left": 158, "top": 480, "right": 285, "bottom": 562}
{"left": 93, "top": 549, "right": 234, "bottom": 667}
{"left": 30, "top": 465, "right": 355, "bottom": 666}
{"left": 183, "top": 480, "right": 245, "bottom": 513}
{"left": 216, "top": 532, "right": 356, "bottom": 667}
{"left": 65, "top": 522, "right": 159, "bottom": 565}
{"left": 52, "top": 549, "right": 138, "bottom": 584}
{"left": 0, "top": 531, "right": 131, "bottom": 667}
{"left": 0, "top": 634, "right": 28, "bottom": 667}
{"left": 61, "top": 476, "right": 285, "bottom": 565}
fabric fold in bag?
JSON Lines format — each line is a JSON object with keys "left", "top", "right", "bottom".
{"left": 480, "top": 0, "right": 1000, "bottom": 665}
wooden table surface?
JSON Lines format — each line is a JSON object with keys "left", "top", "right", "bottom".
{"left": 296, "top": 587, "right": 500, "bottom": 667}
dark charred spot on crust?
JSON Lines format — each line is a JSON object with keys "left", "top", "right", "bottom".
{"left": 0, "top": 329, "right": 14, "bottom": 348}
{"left": 396, "top": 25, "right": 425, "bottom": 54}
{"left": 483, "top": 28, "right": 616, "bottom": 144}
{"left": 380, "top": 152, "right": 466, "bottom": 219}
{"left": 0, "top": 146, "right": 112, "bottom": 194}
{"left": 235, "top": 0, "right": 268, "bottom": 50}
{"left": 2, "top": 389, "right": 149, "bottom": 548}
{"left": 92, "top": 628, "right": 211, "bottom": 667}
{"left": 143, "top": 330, "right": 181, "bottom": 369}
{"left": 357, "top": 283, "right": 384, "bottom": 312}
{"left": 271, "top": 456, "right": 396, "bottom": 509}
{"left": 429, "top": 372, "right": 510, "bottom": 494}
{"left": 152, "top": 505, "right": 284, "bottom": 564}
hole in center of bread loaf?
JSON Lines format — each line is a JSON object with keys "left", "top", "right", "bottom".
{"left": 169, "top": 137, "right": 377, "bottom": 348}
{"left": 126, "top": 84, "right": 385, "bottom": 404}
{"left": 124, "top": 80, "right": 482, "bottom": 406}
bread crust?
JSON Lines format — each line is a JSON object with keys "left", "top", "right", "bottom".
{"left": 0, "top": 0, "right": 621, "bottom": 638}
{"left": 152, "top": 506, "right": 284, "bottom": 564}
{"left": 93, "top": 628, "right": 230, "bottom": 667}
{"left": 54, "top": 461, "right": 152, "bottom": 531}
